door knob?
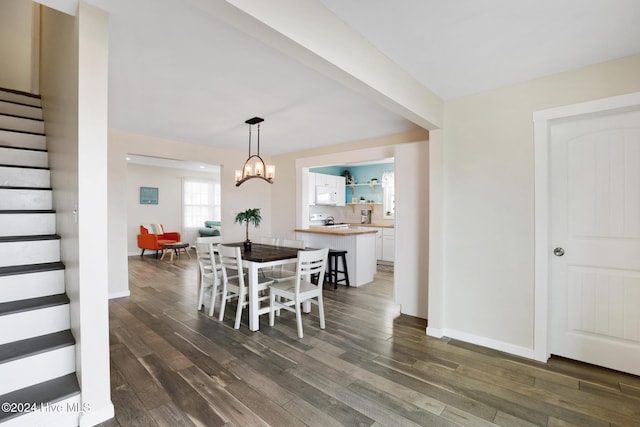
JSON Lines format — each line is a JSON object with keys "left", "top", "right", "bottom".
{"left": 553, "top": 247, "right": 565, "bottom": 257}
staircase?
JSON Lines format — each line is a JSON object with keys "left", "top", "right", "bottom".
{"left": 0, "top": 88, "right": 81, "bottom": 426}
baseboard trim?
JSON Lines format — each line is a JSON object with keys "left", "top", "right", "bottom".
{"left": 428, "top": 327, "right": 539, "bottom": 361}
{"left": 108, "top": 290, "right": 130, "bottom": 299}
{"left": 79, "top": 402, "right": 114, "bottom": 427}
{"left": 426, "top": 326, "right": 443, "bottom": 338}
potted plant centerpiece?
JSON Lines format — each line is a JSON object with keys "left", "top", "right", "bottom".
{"left": 235, "top": 208, "right": 262, "bottom": 251}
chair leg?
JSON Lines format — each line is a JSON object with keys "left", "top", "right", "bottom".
{"left": 317, "top": 295, "right": 325, "bottom": 330}
{"left": 208, "top": 281, "right": 218, "bottom": 317}
{"left": 140, "top": 249, "right": 145, "bottom": 257}
{"left": 295, "top": 300, "right": 304, "bottom": 338}
{"left": 218, "top": 284, "right": 228, "bottom": 321}
{"left": 234, "top": 287, "right": 245, "bottom": 329}
{"left": 341, "top": 254, "right": 350, "bottom": 287}
{"left": 197, "top": 275, "right": 204, "bottom": 310}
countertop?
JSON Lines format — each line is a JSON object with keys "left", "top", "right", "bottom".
{"left": 294, "top": 227, "right": 378, "bottom": 236}
{"left": 349, "top": 223, "right": 394, "bottom": 228}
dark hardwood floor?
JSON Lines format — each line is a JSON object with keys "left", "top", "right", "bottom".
{"left": 100, "top": 253, "right": 640, "bottom": 426}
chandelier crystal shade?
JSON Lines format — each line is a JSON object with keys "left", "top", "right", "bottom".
{"left": 235, "top": 117, "right": 275, "bottom": 187}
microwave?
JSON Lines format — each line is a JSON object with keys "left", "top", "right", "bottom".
{"left": 315, "top": 185, "right": 338, "bottom": 205}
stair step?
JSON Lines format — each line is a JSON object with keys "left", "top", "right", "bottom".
{"left": 0, "top": 146, "right": 48, "bottom": 168}
{"left": 0, "top": 211, "right": 55, "bottom": 237}
{"left": 0, "top": 261, "right": 64, "bottom": 277}
{"left": 0, "top": 330, "right": 74, "bottom": 365}
{"left": 0, "top": 114, "right": 44, "bottom": 134}
{"left": 0, "top": 235, "right": 61, "bottom": 268}
{"left": 0, "top": 293, "right": 69, "bottom": 317}
{"left": 0, "top": 374, "right": 80, "bottom": 425}
{"left": 0, "top": 165, "right": 50, "bottom": 188}
{"left": 0, "top": 129, "right": 46, "bottom": 150}
{"left": 0, "top": 100, "right": 42, "bottom": 120}
{"left": 0, "top": 188, "right": 52, "bottom": 210}
{"left": 0, "top": 295, "right": 70, "bottom": 345}
{"left": 0, "top": 343, "right": 75, "bottom": 396}
{"left": 0, "top": 263, "right": 65, "bottom": 304}
{"left": 0, "top": 88, "right": 41, "bottom": 108}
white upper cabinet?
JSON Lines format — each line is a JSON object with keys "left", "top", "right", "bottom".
{"left": 309, "top": 172, "right": 345, "bottom": 206}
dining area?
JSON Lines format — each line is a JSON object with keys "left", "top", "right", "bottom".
{"left": 194, "top": 237, "right": 329, "bottom": 338}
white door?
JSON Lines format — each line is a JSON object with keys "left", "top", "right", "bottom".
{"left": 549, "top": 107, "right": 640, "bottom": 375}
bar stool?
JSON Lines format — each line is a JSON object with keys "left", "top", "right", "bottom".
{"left": 325, "top": 249, "right": 350, "bottom": 289}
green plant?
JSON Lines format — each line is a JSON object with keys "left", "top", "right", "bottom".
{"left": 235, "top": 208, "right": 262, "bottom": 242}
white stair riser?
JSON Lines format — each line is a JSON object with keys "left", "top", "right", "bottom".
{"left": 0, "top": 240, "right": 60, "bottom": 268}
{"left": 0, "top": 189, "right": 52, "bottom": 210}
{"left": 1, "top": 394, "right": 80, "bottom": 427}
{"left": 0, "top": 147, "right": 48, "bottom": 168}
{"left": 0, "top": 115, "right": 44, "bottom": 134}
{"left": 0, "top": 100, "right": 42, "bottom": 120}
{"left": 0, "top": 305, "right": 70, "bottom": 344}
{"left": 0, "top": 166, "right": 50, "bottom": 188}
{"left": 0, "top": 346, "right": 75, "bottom": 395}
{"left": 0, "top": 92, "right": 41, "bottom": 107}
{"left": 0, "top": 213, "right": 56, "bottom": 237}
{"left": 0, "top": 130, "right": 46, "bottom": 150}
{"left": 0, "top": 270, "right": 65, "bottom": 303}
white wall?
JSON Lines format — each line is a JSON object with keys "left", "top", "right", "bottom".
{"left": 108, "top": 129, "right": 272, "bottom": 297}
{"left": 432, "top": 54, "right": 640, "bottom": 358}
{"left": 273, "top": 128, "right": 431, "bottom": 318}
{"left": 126, "top": 163, "right": 218, "bottom": 255}
{"left": 0, "top": 0, "right": 33, "bottom": 91}
{"left": 41, "top": 2, "right": 114, "bottom": 425}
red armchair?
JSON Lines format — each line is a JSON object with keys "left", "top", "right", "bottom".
{"left": 137, "top": 224, "right": 181, "bottom": 257}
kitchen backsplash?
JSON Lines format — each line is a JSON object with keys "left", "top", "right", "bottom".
{"left": 309, "top": 204, "right": 394, "bottom": 226}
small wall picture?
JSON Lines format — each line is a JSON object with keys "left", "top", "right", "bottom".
{"left": 140, "top": 187, "right": 158, "bottom": 204}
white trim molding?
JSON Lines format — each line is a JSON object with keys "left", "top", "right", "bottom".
{"left": 433, "top": 328, "right": 537, "bottom": 361}
{"left": 532, "top": 91, "right": 640, "bottom": 364}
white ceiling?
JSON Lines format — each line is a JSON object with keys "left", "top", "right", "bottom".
{"left": 84, "top": 0, "right": 640, "bottom": 155}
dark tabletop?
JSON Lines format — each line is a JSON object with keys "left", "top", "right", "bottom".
{"left": 223, "top": 243, "right": 301, "bottom": 263}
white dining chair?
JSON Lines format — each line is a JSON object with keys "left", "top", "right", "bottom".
{"left": 259, "top": 236, "right": 280, "bottom": 245}
{"left": 269, "top": 247, "right": 328, "bottom": 338}
{"left": 263, "top": 238, "right": 305, "bottom": 283}
{"left": 217, "top": 244, "right": 274, "bottom": 329}
{"left": 195, "top": 241, "right": 221, "bottom": 316}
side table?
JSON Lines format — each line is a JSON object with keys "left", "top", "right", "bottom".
{"left": 161, "top": 242, "right": 191, "bottom": 262}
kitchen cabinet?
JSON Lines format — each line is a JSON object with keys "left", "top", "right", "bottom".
{"left": 374, "top": 227, "right": 383, "bottom": 260}
{"left": 382, "top": 228, "right": 395, "bottom": 262}
{"left": 370, "top": 226, "right": 394, "bottom": 263}
{"left": 309, "top": 172, "right": 345, "bottom": 206}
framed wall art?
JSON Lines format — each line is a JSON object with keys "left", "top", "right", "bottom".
{"left": 140, "top": 187, "right": 159, "bottom": 205}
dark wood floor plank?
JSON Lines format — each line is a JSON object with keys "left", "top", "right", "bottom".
{"left": 178, "top": 365, "right": 268, "bottom": 426}
{"left": 139, "top": 354, "right": 227, "bottom": 427}
{"left": 97, "top": 256, "right": 640, "bottom": 427}
{"left": 306, "top": 346, "right": 447, "bottom": 415}
{"left": 147, "top": 402, "right": 197, "bottom": 427}
{"left": 224, "top": 379, "right": 308, "bottom": 427}
{"left": 109, "top": 344, "right": 173, "bottom": 410}
{"left": 110, "top": 384, "right": 159, "bottom": 427}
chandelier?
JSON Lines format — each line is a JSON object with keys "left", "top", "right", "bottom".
{"left": 235, "top": 117, "right": 275, "bottom": 186}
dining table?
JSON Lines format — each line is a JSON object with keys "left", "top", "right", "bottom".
{"left": 224, "top": 242, "right": 305, "bottom": 331}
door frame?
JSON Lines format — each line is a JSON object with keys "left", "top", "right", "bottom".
{"left": 533, "top": 91, "right": 640, "bottom": 363}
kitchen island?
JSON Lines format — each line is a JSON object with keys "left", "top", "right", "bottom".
{"left": 294, "top": 227, "right": 377, "bottom": 286}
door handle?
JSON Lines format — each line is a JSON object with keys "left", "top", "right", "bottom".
{"left": 553, "top": 247, "right": 565, "bottom": 257}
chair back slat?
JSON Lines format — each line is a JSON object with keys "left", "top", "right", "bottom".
{"left": 281, "top": 238, "right": 305, "bottom": 249}
{"left": 295, "top": 248, "right": 328, "bottom": 290}
{"left": 217, "top": 244, "right": 244, "bottom": 286}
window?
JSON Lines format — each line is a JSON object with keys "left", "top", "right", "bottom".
{"left": 182, "top": 178, "right": 220, "bottom": 228}
{"left": 382, "top": 171, "right": 394, "bottom": 219}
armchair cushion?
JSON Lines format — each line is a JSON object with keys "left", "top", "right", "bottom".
{"left": 199, "top": 221, "right": 222, "bottom": 237}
